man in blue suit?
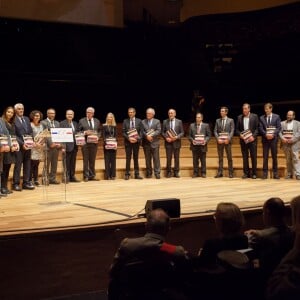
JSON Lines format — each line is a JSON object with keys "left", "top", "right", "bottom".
{"left": 259, "top": 102, "right": 281, "bottom": 179}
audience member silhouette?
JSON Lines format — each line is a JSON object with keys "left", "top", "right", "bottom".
{"left": 109, "top": 208, "right": 189, "bottom": 300}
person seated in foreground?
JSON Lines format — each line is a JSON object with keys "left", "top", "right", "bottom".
{"left": 108, "top": 208, "right": 189, "bottom": 300}
{"left": 245, "top": 197, "right": 294, "bottom": 279}
{"left": 196, "top": 202, "right": 248, "bottom": 267}
{"left": 266, "top": 195, "right": 300, "bottom": 300}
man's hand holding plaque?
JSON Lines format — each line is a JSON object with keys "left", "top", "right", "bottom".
{"left": 218, "top": 132, "right": 229, "bottom": 144}
{"left": 266, "top": 126, "right": 275, "bottom": 140}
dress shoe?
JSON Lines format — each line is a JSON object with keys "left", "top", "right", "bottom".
{"left": 155, "top": 174, "right": 161, "bottom": 179}
{"left": 13, "top": 184, "right": 22, "bottom": 191}
{"left": 49, "top": 180, "right": 60, "bottom": 184}
{"left": 89, "top": 178, "right": 99, "bottom": 181}
{"left": 273, "top": 174, "right": 280, "bottom": 179}
{"left": 242, "top": 174, "right": 249, "bottom": 179}
{"left": 34, "top": 181, "right": 40, "bottom": 186}
{"left": 83, "top": 177, "right": 89, "bottom": 182}
{"left": 252, "top": 175, "right": 257, "bottom": 179}
{"left": 146, "top": 174, "right": 152, "bottom": 178}
{"left": 229, "top": 173, "right": 234, "bottom": 178}
{"left": 174, "top": 173, "right": 180, "bottom": 178}
{"left": 285, "top": 175, "right": 293, "bottom": 179}
{"left": 202, "top": 174, "right": 206, "bottom": 178}
{"left": 22, "top": 183, "right": 35, "bottom": 190}
{"left": 134, "top": 175, "right": 143, "bottom": 179}
{"left": 214, "top": 173, "right": 223, "bottom": 178}
{"left": 166, "top": 172, "right": 172, "bottom": 178}
{"left": 1, "top": 188, "right": 12, "bottom": 194}
{"left": 0, "top": 192, "right": 7, "bottom": 197}
{"left": 125, "top": 175, "right": 130, "bottom": 180}
{"left": 70, "top": 177, "right": 80, "bottom": 182}
{"left": 111, "top": 177, "right": 116, "bottom": 180}
{"left": 192, "top": 174, "right": 198, "bottom": 178}
{"left": 296, "top": 175, "right": 300, "bottom": 180}
{"left": 262, "top": 174, "right": 268, "bottom": 179}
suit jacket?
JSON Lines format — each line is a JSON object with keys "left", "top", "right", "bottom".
{"left": 122, "top": 117, "right": 143, "bottom": 145}
{"left": 41, "top": 118, "right": 61, "bottom": 147}
{"left": 279, "top": 120, "right": 300, "bottom": 151}
{"left": 14, "top": 115, "right": 33, "bottom": 146}
{"left": 59, "top": 119, "right": 79, "bottom": 152}
{"left": 188, "top": 122, "right": 211, "bottom": 152}
{"left": 142, "top": 118, "right": 161, "bottom": 148}
{"left": 78, "top": 117, "right": 101, "bottom": 141}
{"left": 162, "top": 118, "right": 184, "bottom": 149}
{"left": 236, "top": 113, "right": 259, "bottom": 140}
{"left": 259, "top": 113, "right": 281, "bottom": 139}
{"left": 214, "top": 117, "right": 235, "bottom": 142}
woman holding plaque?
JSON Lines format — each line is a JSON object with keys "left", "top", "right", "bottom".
{"left": 1, "top": 106, "right": 18, "bottom": 194}
{"left": 102, "top": 113, "right": 117, "bottom": 180}
{"left": 30, "top": 110, "right": 44, "bottom": 186}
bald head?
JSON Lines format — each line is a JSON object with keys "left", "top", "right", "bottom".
{"left": 146, "top": 209, "right": 170, "bottom": 236}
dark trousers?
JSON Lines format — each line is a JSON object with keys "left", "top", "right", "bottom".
{"left": 13, "top": 148, "right": 31, "bottom": 185}
{"left": 165, "top": 145, "right": 180, "bottom": 174}
{"left": 104, "top": 149, "right": 116, "bottom": 178}
{"left": 240, "top": 140, "right": 257, "bottom": 175}
{"left": 143, "top": 145, "right": 161, "bottom": 175}
{"left": 125, "top": 143, "right": 140, "bottom": 176}
{"left": 82, "top": 143, "right": 98, "bottom": 179}
{"left": 262, "top": 138, "right": 278, "bottom": 174}
{"left": 217, "top": 143, "right": 233, "bottom": 174}
{"left": 65, "top": 148, "right": 78, "bottom": 180}
{"left": 46, "top": 148, "right": 59, "bottom": 182}
{"left": 30, "top": 159, "right": 40, "bottom": 182}
{"left": 192, "top": 147, "right": 206, "bottom": 175}
{"left": 1, "top": 163, "right": 11, "bottom": 189}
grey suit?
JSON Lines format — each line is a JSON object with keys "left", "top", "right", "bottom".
{"left": 162, "top": 118, "right": 184, "bottom": 176}
{"left": 78, "top": 117, "right": 101, "bottom": 180}
{"left": 188, "top": 122, "right": 211, "bottom": 176}
{"left": 214, "top": 117, "right": 235, "bottom": 175}
{"left": 41, "top": 118, "right": 61, "bottom": 182}
{"left": 142, "top": 118, "right": 161, "bottom": 177}
{"left": 279, "top": 120, "right": 300, "bottom": 177}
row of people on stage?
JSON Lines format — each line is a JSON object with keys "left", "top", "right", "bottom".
{"left": 0, "top": 101, "right": 299, "bottom": 196}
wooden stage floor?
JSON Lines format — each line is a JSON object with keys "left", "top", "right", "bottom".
{"left": 1, "top": 176, "right": 299, "bottom": 236}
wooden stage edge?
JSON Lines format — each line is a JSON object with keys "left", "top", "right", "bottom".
{"left": 0, "top": 176, "right": 299, "bottom": 237}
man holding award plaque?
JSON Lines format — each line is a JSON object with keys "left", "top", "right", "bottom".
{"left": 236, "top": 103, "right": 259, "bottom": 179}
{"left": 142, "top": 108, "right": 161, "bottom": 179}
{"left": 259, "top": 103, "right": 281, "bottom": 179}
{"left": 279, "top": 111, "right": 300, "bottom": 180}
{"left": 188, "top": 113, "right": 211, "bottom": 178}
{"left": 122, "top": 107, "right": 143, "bottom": 180}
{"left": 162, "top": 109, "right": 184, "bottom": 178}
{"left": 12, "top": 103, "right": 35, "bottom": 191}
{"left": 214, "top": 106, "right": 235, "bottom": 178}
{"left": 78, "top": 107, "right": 101, "bottom": 182}
{"left": 0, "top": 117, "right": 10, "bottom": 197}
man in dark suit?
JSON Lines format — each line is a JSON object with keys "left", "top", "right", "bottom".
{"left": 78, "top": 107, "right": 101, "bottom": 181}
{"left": 41, "top": 108, "right": 63, "bottom": 184}
{"left": 188, "top": 113, "right": 211, "bottom": 178}
{"left": 109, "top": 208, "right": 189, "bottom": 300}
{"left": 259, "top": 102, "right": 281, "bottom": 179}
{"left": 60, "top": 109, "right": 80, "bottom": 183}
{"left": 236, "top": 103, "right": 259, "bottom": 179}
{"left": 12, "top": 103, "right": 35, "bottom": 191}
{"left": 142, "top": 108, "right": 161, "bottom": 179}
{"left": 214, "top": 106, "right": 235, "bottom": 178}
{"left": 122, "top": 107, "right": 143, "bottom": 180}
{"left": 162, "top": 108, "right": 184, "bottom": 178}
{"left": 0, "top": 117, "right": 10, "bottom": 197}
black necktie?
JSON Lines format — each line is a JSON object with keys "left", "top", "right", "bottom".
{"left": 130, "top": 119, "right": 134, "bottom": 129}
{"left": 21, "top": 117, "right": 27, "bottom": 131}
{"left": 222, "top": 119, "right": 225, "bottom": 130}
{"left": 267, "top": 116, "right": 271, "bottom": 126}
{"left": 88, "top": 120, "right": 92, "bottom": 129}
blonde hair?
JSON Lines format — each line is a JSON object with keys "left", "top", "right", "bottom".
{"left": 104, "top": 112, "right": 116, "bottom": 126}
